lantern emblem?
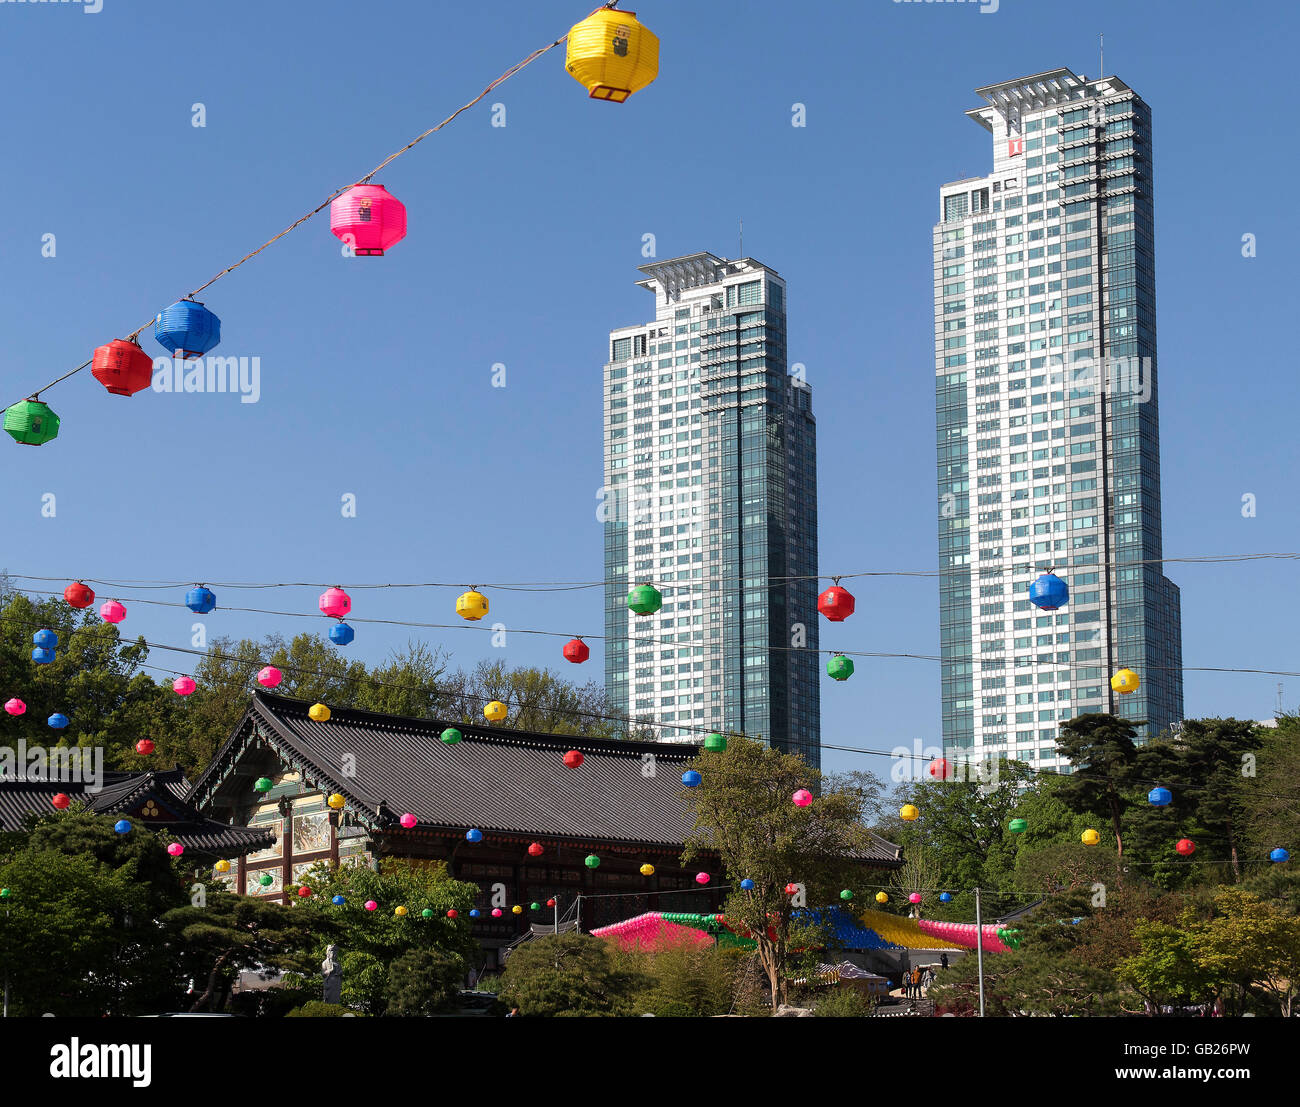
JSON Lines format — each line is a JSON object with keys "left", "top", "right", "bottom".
{"left": 457, "top": 590, "right": 489, "bottom": 621}
{"left": 4, "top": 398, "right": 60, "bottom": 446}
{"left": 1111, "top": 668, "right": 1140, "bottom": 694}
{"left": 92, "top": 338, "right": 154, "bottom": 397}
{"left": 565, "top": 8, "right": 659, "bottom": 103}
{"left": 562, "top": 637, "right": 590, "bottom": 664}
{"left": 817, "top": 584, "right": 855, "bottom": 622}
{"left": 1028, "top": 571, "right": 1069, "bottom": 611}
{"left": 154, "top": 299, "right": 221, "bottom": 359}
{"left": 330, "top": 184, "right": 407, "bottom": 256}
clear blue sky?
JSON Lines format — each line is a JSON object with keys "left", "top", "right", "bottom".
{"left": 2, "top": 0, "right": 1296, "bottom": 780}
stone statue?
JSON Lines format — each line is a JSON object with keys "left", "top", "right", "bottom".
{"left": 322, "top": 943, "right": 342, "bottom": 1005}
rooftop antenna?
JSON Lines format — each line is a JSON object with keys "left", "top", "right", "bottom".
{"left": 1277, "top": 682, "right": 1284, "bottom": 717}
{"left": 739, "top": 217, "right": 743, "bottom": 259}
{"left": 1099, "top": 32, "right": 1104, "bottom": 77}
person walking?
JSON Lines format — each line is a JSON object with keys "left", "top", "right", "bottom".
{"left": 940, "top": 952, "right": 949, "bottom": 971}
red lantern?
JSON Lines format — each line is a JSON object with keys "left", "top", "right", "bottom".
{"left": 546, "top": 898, "right": 556, "bottom": 907}
{"left": 92, "top": 338, "right": 154, "bottom": 397}
{"left": 330, "top": 184, "right": 407, "bottom": 256}
{"left": 298, "top": 886, "right": 312, "bottom": 897}
{"left": 563, "top": 750, "right": 584, "bottom": 769}
{"left": 784, "top": 883, "right": 798, "bottom": 895}
{"left": 136, "top": 739, "right": 155, "bottom": 756}
{"left": 929, "top": 758, "right": 954, "bottom": 781}
{"left": 447, "top": 909, "right": 459, "bottom": 919}
{"left": 52, "top": 793, "right": 71, "bottom": 810}
{"left": 1176, "top": 838, "right": 1196, "bottom": 856}
{"left": 563, "top": 638, "right": 590, "bottom": 664}
{"left": 527, "top": 842, "right": 544, "bottom": 857}
{"left": 64, "top": 581, "right": 95, "bottom": 609}
{"left": 817, "top": 585, "right": 855, "bottom": 622}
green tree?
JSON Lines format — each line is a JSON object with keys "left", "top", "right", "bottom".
{"left": 1117, "top": 921, "right": 1220, "bottom": 1013}
{"left": 498, "top": 933, "right": 645, "bottom": 1016}
{"left": 386, "top": 947, "right": 466, "bottom": 1016}
{"left": 1054, "top": 714, "right": 1141, "bottom": 874}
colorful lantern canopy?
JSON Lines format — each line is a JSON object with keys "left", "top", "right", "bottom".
{"left": 100, "top": 600, "right": 127, "bottom": 624}
{"left": 330, "top": 183, "right": 407, "bottom": 256}
{"left": 1148, "top": 786, "right": 1172, "bottom": 806}
{"left": 215, "top": 860, "right": 231, "bottom": 873}
{"left": 185, "top": 585, "right": 216, "bottom": 614}
{"left": 329, "top": 622, "right": 355, "bottom": 646}
{"left": 817, "top": 584, "right": 856, "bottom": 622}
{"left": 909, "top": 893, "right": 922, "bottom": 905}
{"left": 1270, "top": 848, "right": 1290, "bottom": 863}
{"left": 682, "top": 770, "right": 702, "bottom": 788}
{"left": 704, "top": 732, "right": 726, "bottom": 752}
{"left": 1111, "top": 668, "right": 1140, "bottom": 695}
{"left": 4, "top": 398, "right": 60, "bottom": 446}
{"left": 584, "top": 855, "right": 601, "bottom": 869}
{"left": 114, "top": 819, "right": 132, "bottom": 834}
{"left": 1009, "top": 818, "right": 1028, "bottom": 834}
{"left": 308, "top": 703, "right": 331, "bottom": 722}
{"left": 483, "top": 701, "right": 507, "bottom": 722}
{"left": 63, "top": 581, "right": 95, "bottom": 609}
{"left": 4, "top": 698, "right": 26, "bottom": 716}
{"left": 929, "top": 758, "right": 954, "bottom": 781}
{"left": 257, "top": 666, "right": 282, "bottom": 688}
{"left": 839, "top": 889, "right": 853, "bottom": 901}
{"left": 466, "top": 828, "right": 483, "bottom": 843}
{"left": 92, "top": 338, "right": 154, "bottom": 396}
{"left": 327, "top": 793, "right": 345, "bottom": 810}
{"left": 456, "top": 589, "right": 489, "bottom": 621}
{"left": 154, "top": 299, "right": 221, "bottom": 359}
{"left": 136, "top": 739, "right": 155, "bottom": 756}
{"left": 258, "top": 873, "right": 274, "bottom": 887}
{"left": 1081, "top": 828, "right": 1101, "bottom": 846}
{"left": 639, "top": 863, "right": 655, "bottom": 876}
{"left": 173, "top": 676, "right": 197, "bottom": 696}
{"left": 167, "top": 842, "right": 184, "bottom": 857}
{"left": 740, "top": 878, "right": 755, "bottom": 890}
{"left": 52, "top": 793, "right": 71, "bottom": 810}
{"left": 48, "top": 713, "right": 69, "bottom": 729}
{"left": 792, "top": 789, "right": 813, "bottom": 807}
{"left": 399, "top": 812, "right": 417, "bottom": 829}
{"left": 564, "top": 7, "right": 659, "bottom": 102}
{"left": 826, "top": 654, "right": 854, "bottom": 681}
{"left": 364, "top": 900, "right": 378, "bottom": 911}
{"left": 627, "top": 583, "right": 662, "bottom": 616}
{"left": 562, "top": 637, "right": 590, "bottom": 664}
{"left": 563, "top": 749, "right": 585, "bottom": 769}
{"left": 31, "top": 647, "right": 54, "bottom": 665}
{"left": 33, "top": 629, "right": 58, "bottom": 650}
{"left": 528, "top": 842, "right": 544, "bottom": 857}
{"left": 1176, "top": 838, "right": 1196, "bottom": 856}
{"left": 394, "top": 906, "right": 407, "bottom": 917}
{"left": 439, "top": 727, "right": 464, "bottom": 746}
{"left": 254, "top": 777, "right": 273, "bottom": 793}
{"left": 332, "top": 895, "right": 346, "bottom": 906}
{"left": 899, "top": 804, "right": 919, "bottom": 822}
{"left": 1028, "top": 572, "right": 1069, "bottom": 611}
{"left": 939, "top": 892, "right": 952, "bottom": 903}
{"left": 695, "top": 873, "right": 710, "bottom": 885}
{"left": 875, "top": 892, "right": 889, "bottom": 904}
{"left": 318, "top": 587, "right": 351, "bottom": 619}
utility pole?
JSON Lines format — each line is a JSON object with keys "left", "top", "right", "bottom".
{"left": 974, "top": 887, "right": 986, "bottom": 1018}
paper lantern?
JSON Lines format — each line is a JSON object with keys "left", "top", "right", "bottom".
{"left": 826, "top": 654, "right": 854, "bottom": 681}
{"left": 1081, "top": 828, "right": 1101, "bottom": 846}
{"left": 254, "top": 777, "right": 273, "bottom": 793}
{"left": 546, "top": 898, "right": 556, "bottom": 907}
{"left": 48, "top": 713, "right": 69, "bottom": 729}
{"left": 456, "top": 589, "right": 489, "bottom": 621}
{"left": 173, "top": 676, "right": 196, "bottom": 696}
{"left": 327, "top": 793, "right": 345, "bottom": 810}
{"left": 185, "top": 585, "right": 216, "bottom": 614}
{"left": 1175, "top": 838, "right": 1195, "bottom": 856}
{"left": 627, "top": 583, "right": 662, "bottom": 616}
{"left": 909, "top": 893, "right": 921, "bottom": 904}
{"left": 466, "top": 828, "right": 483, "bottom": 843}
{"left": 63, "top": 581, "right": 95, "bottom": 609}
{"left": 329, "top": 622, "right": 355, "bottom": 646}
{"left": 527, "top": 842, "right": 544, "bottom": 857}
{"left": 939, "top": 892, "right": 952, "bottom": 903}
{"left": 563, "top": 750, "right": 585, "bottom": 769}
{"left": 325, "top": 895, "right": 343, "bottom": 907}
{"left": 703, "top": 732, "right": 726, "bottom": 752}
{"left": 682, "top": 770, "right": 701, "bottom": 788}
{"left": 445, "top": 909, "right": 457, "bottom": 919}
{"left": 1111, "top": 668, "right": 1140, "bottom": 695}
{"left": 33, "top": 629, "right": 58, "bottom": 650}
{"left": 1270, "top": 848, "right": 1290, "bottom": 863}
{"left": 308, "top": 703, "right": 331, "bottom": 723}
{"left": 258, "top": 873, "right": 274, "bottom": 887}
{"left": 784, "top": 883, "right": 799, "bottom": 896}
{"left": 154, "top": 299, "right": 220, "bottom": 359}
{"left": 394, "top": 906, "right": 408, "bottom": 917}
{"left": 1148, "top": 786, "right": 1172, "bottom": 806}
{"left": 695, "top": 872, "right": 710, "bottom": 885}
{"left": 330, "top": 183, "right": 407, "bottom": 256}
{"left": 512, "top": 905, "right": 523, "bottom": 915}
{"left": 1028, "top": 572, "right": 1069, "bottom": 611}
{"left": 875, "top": 892, "right": 888, "bottom": 904}
{"left": 929, "top": 758, "right": 954, "bottom": 781}
{"left": 469, "top": 909, "right": 481, "bottom": 918}
{"left": 399, "top": 812, "right": 417, "bottom": 829}
{"left": 4, "top": 698, "right": 25, "bottom": 716}
{"left": 114, "top": 819, "right": 132, "bottom": 834}
{"left": 0, "top": 890, "right": 9, "bottom": 899}
{"left": 483, "top": 701, "right": 507, "bottom": 722}
{"left": 215, "top": 859, "right": 231, "bottom": 873}
{"left": 255, "top": 665, "right": 283, "bottom": 690}
{"left": 640, "top": 863, "right": 655, "bottom": 876}
{"left": 136, "top": 739, "right": 155, "bottom": 756}
{"left": 792, "top": 789, "right": 813, "bottom": 807}
{"left": 740, "top": 878, "right": 755, "bottom": 890}
{"left": 817, "top": 585, "right": 855, "bottom": 622}
{"left": 440, "top": 727, "right": 462, "bottom": 745}
{"left": 529, "top": 901, "right": 541, "bottom": 911}
{"left": 4, "top": 398, "right": 60, "bottom": 446}
{"left": 565, "top": 7, "right": 659, "bottom": 102}
{"left": 563, "top": 637, "right": 590, "bottom": 664}
{"left": 99, "top": 600, "right": 127, "bottom": 624}
{"left": 31, "top": 648, "right": 53, "bottom": 665}
{"left": 899, "top": 804, "right": 919, "bottom": 822}
{"left": 52, "top": 793, "right": 71, "bottom": 810}
{"left": 318, "top": 587, "right": 351, "bottom": 618}
{"left": 167, "top": 842, "right": 184, "bottom": 857}
{"left": 840, "top": 889, "right": 853, "bottom": 901}
{"left": 584, "top": 854, "right": 600, "bottom": 869}
{"left": 491, "top": 908, "right": 503, "bottom": 918}
{"left": 1009, "top": 818, "right": 1028, "bottom": 834}
{"left": 364, "top": 900, "right": 378, "bottom": 911}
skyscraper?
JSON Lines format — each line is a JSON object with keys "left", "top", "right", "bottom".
{"left": 603, "top": 253, "right": 820, "bottom": 765}
{"left": 934, "top": 69, "right": 1183, "bottom": 767}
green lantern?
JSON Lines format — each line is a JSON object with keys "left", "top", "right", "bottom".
{"left": 1009, "top": 818, "right": 1028, "bottom": 834}
{"left": 253, "top": 777, "right": 273, "bottom": 793}
{"left": 826, "top": 654, "right": 854, "bottom": 681}
{"left": 584, "top": 854, "right": 600, "bottom": 869}
{"left": 704, "top": 732, "right": 726, "bottom": 752}
{"left": 4, "top": 398, "right": 60, "bottom": 446}
{"left": 440, "top": 727, "right": 462, "bottom": 745}
{"left": 0, "top": 888, "right": 9, "bottom": 899}
{"left": 421, "top": 908, "right": 433, "bottom": 918}
{"left": 258, "top": 872, "right": 274, "bottom": 887}
{"left": 530, "top": 901, "right": 541, "bottom": 911}
{"left": 840, "top": 889, "right": 853, "bottom": 901}
{"left": 627, "top": 583, "right": 662, "bottom": 616}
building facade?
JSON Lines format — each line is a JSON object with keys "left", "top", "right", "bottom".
{"left": 934, "top": 69, "right": 1183, "bottom": 766}
{"left": 602, "top": 253, "right": 820, "bottom": 764}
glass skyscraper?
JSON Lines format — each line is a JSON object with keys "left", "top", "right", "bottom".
{"left": 603, "top": 253, "right": 820, "bottom": 765}
{"left": 934, "top": 69, "right": 1183, "bottom": 767}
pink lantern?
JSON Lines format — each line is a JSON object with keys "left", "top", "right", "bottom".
{"left": 909, "top": 892, "right": 922, "bottom": 904}
{"left": 257, "top": 665, "right": 283, "bottom": 688}
{"left": 330, "top": 184, "right": 408, "bottom": 257}
{"left": 4, "top": 698, "right": 26, "bottom": 716}
{"left": 364, "top": 900, "right": 378, "bottom": 912}
{"left": 319, "top": 586, "right": 351, "bottom": 618}
{"left": 167, "top": 842, "right": 184, "bottom": 857}
{"left": 792, "top": 789, "right": 813, "bottom": 807}
{"left": 695, "top": 872, "right": 710, "bottom": 885}
{"left": 399, "top": 812, "right": 417, "bottom": 829}
{"left": 173, "top": 676, "right": 196, "bottom": 696}
{"left": 491, "top": 908, "right": 503, "bottom": 918}
{"left": 100, "top": 600, "right": 127, "bottom": 624}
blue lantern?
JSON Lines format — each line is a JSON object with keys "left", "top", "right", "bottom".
{"left": 185, "top": 586, "right": 216, "bottom": 614}
{"left": 466, "top": 828, "right": 483, "bottom": 843}
{"left": 1028, "top": 572, "right": 1069, "bottom": 611}
{"left": 331, "top": 894, "right": 346, "bottom": 905}
{"left": 469, "top": 909, "right": 481, "bottom": 918}
{"left": 681, "top": 770, "right": 701, "bottom": 788}
{"left": 113, "top": 819, "right": 132, "bottom": 834}
{"left": 329, "top": 622, "right": 355, "bottom": 646}
{"left": 154, "top": 299, "right": 221, "bottom": 359}
{"left": 48, "top": 713, "right": 69, "bottom": 729}
{"left": 32, "top": 647, "right": 54, "bottom": 664}
{"left": 1148, "top": 786, "right": 1172, "bottom": 807}
{"left": 939, "top": 892, "right": 952, "bottom": 903}
{"left": 740, "top": 878, "right": 755, "bottom": 890}
{"left": 1270, "top": 848, "right": 1290, "bottom": 864}
{"left": 33, "top": 629, "right": 58, "bottom": 650}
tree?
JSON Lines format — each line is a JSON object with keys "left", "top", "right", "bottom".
{"left": 613, "top": 941, "right": 751, "bottom": 1017}
{"left": 1242, "top": 715, "right": 1300, "bottom": 862}
{"left": 497, "top": 933, "right": 645, "bottom": 1016}
{"left": 386, "top": 947, "right": 466, "bottom": 1016}
{"left": 1055, "top": 714, "right": 1141, "bottom": 874}
{"left": 1117, "top": 921, "right": 1221, "bottom": 1013}
{"left": 1188, "top": 888, "right": 1300, "bottom": 1017}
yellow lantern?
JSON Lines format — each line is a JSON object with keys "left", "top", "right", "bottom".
{"left": 899, "top": 804, "right": 919, "bottom": 822}
{"left": 512, "top": 904, "right": 523, "bottom": 915}
{"left": 639, "top": 863, "right": 655, "bottom": 876}
{"left": 1082, "top": 828, "right": 1101, "bottom": 846}
{"left": 456, "top": 589, "right": 489, "bottom": 621}
{"left": 875, "top": 891, "right": 888, "bottom": 904}
{"left": 327, "top": 793, "right": 345, "bottom": 810}
{"left": 484, "top": 700, "right": 507, "bottom": 722}
{"left": 394, "top": 905, "right": 408, "bottom": 917}
{"left": 1111, "top": 668, "right": 1140, "bottom": 694}
{"left": 564, "top": 7, "right": 659, "bottom": 103}
{"left": 214, "top": 859, "right": 231, "bottom": 873}
{"left": 309, "top": 702, "right": 331, "bottom": 723}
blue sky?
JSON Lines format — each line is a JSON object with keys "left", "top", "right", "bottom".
{"left": 2, "top": 0, "right": 1296, "bottom": 780}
